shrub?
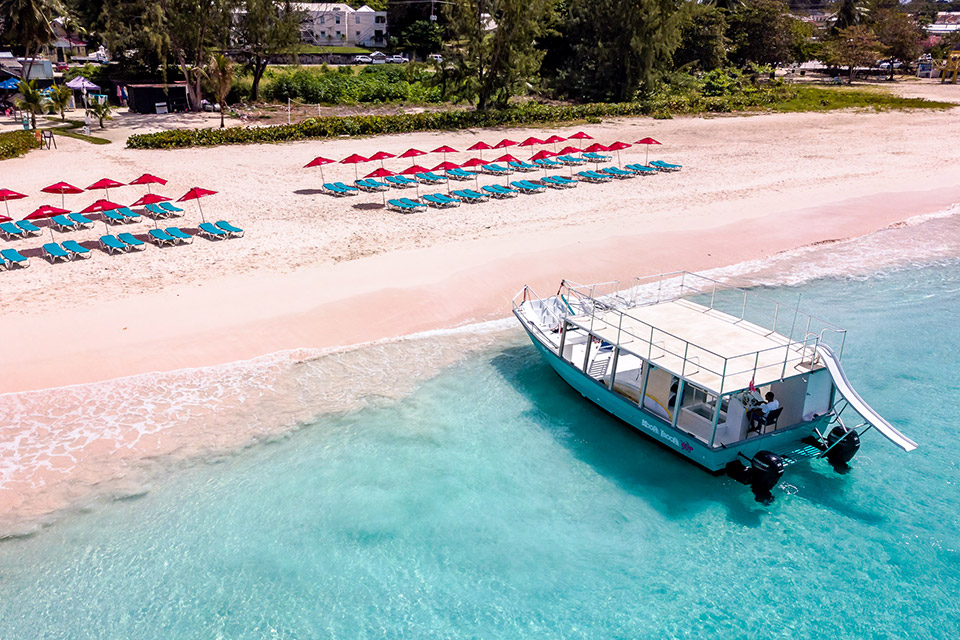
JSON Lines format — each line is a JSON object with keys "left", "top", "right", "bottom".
{"left": 0, "top": 130, "right": 41, "bottom": 160}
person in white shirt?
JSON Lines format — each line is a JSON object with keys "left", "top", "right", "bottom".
{"left": 749, "top": 392, "right": 780, "bottom": 432}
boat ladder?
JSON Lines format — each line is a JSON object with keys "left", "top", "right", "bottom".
{"left": 775, "top": 442, "right": 824, "bottom": 467}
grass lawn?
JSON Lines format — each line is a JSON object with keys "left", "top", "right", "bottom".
{"left": 769, "top": 84, "right": 955, "bottom": 112}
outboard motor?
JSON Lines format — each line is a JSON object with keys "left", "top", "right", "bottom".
{"left": 825, "top": 425, "right": 860, "bottom": 472}
{"left": 725, "top": 451, "right": 784, "bottom": 504}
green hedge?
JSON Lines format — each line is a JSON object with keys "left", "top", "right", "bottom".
{"left": 0, "top": 130, "right": 41, "bottom": 160}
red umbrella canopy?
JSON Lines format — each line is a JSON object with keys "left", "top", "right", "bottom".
{"left": 517, "top": 136, "right": 544, "bottom": 147}
{"left": 607, "top": 141, "right": 632, "bottom": 151}
{"left": 0, "top": 188, "right": 27, "bottom": 201}
{"left": 368, "top": 151, "right": 396, "bottom": 161}
{"left": 495, "top": 153, "right": 520, "bottom": 163}
{"left": 178, "top": 187, "right": 218, "bottom": 202}
{"left": 635, "top": 137, "right": 661, "bottom": 146}
{"left": 81, "top": 198, "right": 124, "bottom": 213}
{"left": 557, "top": 145, "right": 583, "bottom": 155}
{"left": 131, "top": 193, "right": 171, "bottom": 207}
{"left": 583, "top": 143, "right": 610, "bottom": 152}
{"left": 568, "top": 131, "right": 593, "bottom": 140}
{"left": 41, "top": 181, "right": 83, "bottom": 196}
{"left": 493, "top": 139, "right": 517, "bottom": 149}
{"left": 305, "top": 156, "right": 334, "bottom": 168}
{"left": 365, "top": 167, "right": 396, "bottom": 178}
{"left": 431, "top": 145, "right": 458, "bottom": 154}
{"left": 544, "top": 135, "right": 566, "bottom": 144}
{"left": 433, "top": 161, "right": 461, "bottom": 171}
{"left": 340, "top": 153, "right": 369, "bottom": 164}
{"left": 467, "top": 141, "right": 492, "bottom": 151}
{"left": 461, "top": 157, "right": 489, "bottom": 167}
{"left": 0, "top": 214, "right": 10, "bottom": 223}
{"left": 87, "top": 177, "right": 125, "bottom": 191}
{"left": 129, "top": 173, "right": 167, "bottom": 186}
{"left": 529, "top": 150, "right": 556, "bottom": 161}
{"left": 399, "top": 148, "right": 426, "bottom": 159}
{"left": 400, "top": 164, "right": 431, "bottom": 175}
{"left": 24, "top": 204, "right": 70, "bottom": 220}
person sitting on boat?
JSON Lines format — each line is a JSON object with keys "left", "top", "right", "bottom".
{"left": 748, "top": 392, "right": 780, "bottom": 431}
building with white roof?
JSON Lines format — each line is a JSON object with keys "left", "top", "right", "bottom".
{"left": 295, "top": 3, "right": 387, "bottom": 48}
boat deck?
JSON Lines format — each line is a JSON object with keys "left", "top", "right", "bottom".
{"left": 566, "top": 298, "right": 819, "bottom": 394}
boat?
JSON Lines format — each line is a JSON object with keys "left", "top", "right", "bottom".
{"left": 512, "top": 272, "right": 916, "bottom": 503}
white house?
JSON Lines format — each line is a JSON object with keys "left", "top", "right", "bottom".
{"left": 296, "top": 3, "right": 387, "bottom": 48}
{"left": 929, "top": 12, "right": 960, "bottom": 35}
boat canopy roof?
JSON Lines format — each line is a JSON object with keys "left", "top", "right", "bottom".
{"left": 549, "top": 272, "right": 846, "bottom": 396}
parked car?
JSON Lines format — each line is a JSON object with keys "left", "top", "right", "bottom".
{"left": 353, "top": 55, "right": 373, "bottom": 64}
{"left": 370, "top": 52, "right": 387, "bottom": 64}
{"left": 428, "top": 54, "right": 443, "bottom": 63}
{"left": 386, "top": 55, "right": 409, "bottom": 64}
{"left": 878, "top": 60, "right": 902, "bottom": 70}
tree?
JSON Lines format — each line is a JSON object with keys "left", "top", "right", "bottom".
{"left": 206, "top": 52, "right": 233, "bottom": 127}
{"left": 825, "top": 25, "right": 883, "bottom": 82}
{"left": 441, "top": 0, "right": 555, "bottom": 110}
{"left": 727, "top": 0, "right": 797, "bottom": 66}
{"left": 47, "top": 83, "right": 73, "bottom": 120}
{"left": 873, "top": 8, "right": 922, "bottom": 79}
{"left": 550, "top": 0, "right": 682, "bottom": 102}
{"left": 398, "top": 19, "right": 443, "bottom": 59}
{"left": 159, "top": 0, "right": 231, "bottom": 111}
{"left": 674, "top": 3, "right": 728, "bottom": 71}
{"left": 88, "top": 98, "right": 113, "bottom": 127}
{"left": 15, "top": 79, "right": 47, "bottom": 128}
{"left": 234, "top": 0, "right": 301, "bottom": 102}
{"left": 0, "top": 0, "right": 62, "bottom": 78}
{"left": 833, "top": 0, "right": 869, "bottom": 32}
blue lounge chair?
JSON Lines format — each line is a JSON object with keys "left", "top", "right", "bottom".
{"left": 481, "top": 163, "right": 512, "bottom": 175}
{"left": 422, "top": 193, "right": 459, "bottom": 209}
{"left": 159, "top": 201, "right": 184, "bottom": 214}
{"left": 118, "top": 232, "right": 147, "bottom": 251}
{"left": 149, "top": 229, "right": 177, "bottom": 246}
{"left": 540, "top": 176, "right": 578, "bottom": 189}
{"left": 16, "top": 220, "right": 42, "bottom": 236}
{"left": 333, "top": 181, "right": 359, "bottom": 193}
{"left": 50, "top": 214, "right": 78, "bottom": 231}
{"left": 582, "top": 152, "right": 612, "bottom": 162}
{"left": 508, "top": 161, "right": 539, "bottom": 172}
{"left": 451, "top": 189, "right": 487, "bottom": 203}
{"left": 355, "top": 178, "right": 388, "bottom": 192}
{"left": 68, "top": 212, "right": 95, "bottom": 227}
{"left": 387, "top": 198, "right": 422, "bottom": 213}
{"left": 0, "top": 253, "right": 6, "bottom": 269}
{"left": 102, "top": 209, "right": 127, "bottom": 224}
{"left": 43, "top": 242, "right": 71, "bottom": 263}
{"left": 576, "top": 170, "right": 612, "bottom": 183}
{"left": 399, "top": 198, "right": 427, "bottom": 212}
{"left": 624, "top": 163, "right": 659, "bottom": 175}
{"left": 650, "top": 160, "right": 682, "bottom": 171}
{"left": 434, "top": 193, "right": 461, "bottom": 207}
{"left": 62, "top": 240, "right": 92, "bottom": 259}
{"left": 117, "top": 207, "right": 142, "bottom": 223}
{"left": 198, "top": 222, "right": 228, "bottom": 239}
{"left": 482, "top": 185, "right": 517, "bottom": 199}
{"left": 556, "top": 154, "right": 587, "bottom": 166}
{"left": 0, "top": 221, "right": 24, "bottom": 239}
{"left": 0, "top": 248, "right": 29, "bottom": 268}
{"left": 216, "top": 220, "right": 244, "bottom": 238}
{"left": 384, "top": 175, "right": 418, "bottom": 188}
{"left": 145, "top": 203, "right": 172, "bottom": 218}
{"left": 323, "top": 183, "right": 352, "bottom": 197}
{"left": 165, "top": 227, "right": 194, "bottom": 244}
{"left": 415, "top": 172, "right": 447, "bottom": 184}
{"left": 511, "top": 180, "right": 546, "bottom": 194}
{"left": 100, "top": 235, "right": 128, "bottom": 254}
{"left": 445, "top": 168, "right": 476, "bottom": 181}
{"left": 533, "top": 158, "right": 563, "bottom": 169}
{"left": 599, "top": 167, "right": 636, "bottom": 179}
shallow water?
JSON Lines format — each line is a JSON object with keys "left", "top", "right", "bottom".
{"left": 2, "top": 216, "right": 960, "bottom": 639}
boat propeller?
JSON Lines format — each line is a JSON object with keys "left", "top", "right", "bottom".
{"left": 725, "top": 451, "right": 784, "bottom": 505}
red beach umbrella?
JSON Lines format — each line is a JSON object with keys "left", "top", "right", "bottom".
{"left": 87, "top": 177, "right": 125, "bottom": 199}
{"left": 80, "top": 198, "right": 124, "bottom": 213}
{"left": 399, "top": 148, "right": 426, "bottom": 168}
{"left": 583, "top": 142, "right": 609, "bottom": 153}
{"left": 177, "top": 187, "right": 218, "bottom": 223}
{"left": 493, "top": 138, "right": 517, "bottom": 149}
{"left": 635, "top": 137, "right": 662, "bottom": 164}
{"left": 131, "top": 193, "right": 172, "bottom": 207}
{"left": 432, "top": 161, "right": 460, "bottom": 172}
{"left": 400, "top": 164, "right": 431, "bottom": 175}
{"left": 518, "top": 136, "right": 544, "bottom": 147}
{"left": 529, "top": 149, "right": 555, "bottom": 161}
{"left": 467, "top": 141, "right": 492, "bottom": 160}
{"left": 568, "top": 131, "right": 593, "bottom": 151}
{"left": 340, "top": 153, "right": 369, "bottom": 180}
{"left": 544, "top": 135, "right": 566, "bottom": 144}
{"left": 431, "top": 145, "right": 458, "bottom": 163}
{"left": 0, "top": 188, "right": 27, "bottom": 217}
{"left": 557, "top": 145, "right": 582, "bottom": 156}
{"left": 461, "top": 157, "right": 489, "bottom": 168}
{"left": 305, "top": 155, "right": 335, "bottom": 183}
{"left": 495, "top": 153, "right": 520, "bottom": 163}
{"left": 129, "top": 173, "right": 167, "bottom": 194}
{"left": 607, "top": 140, "right": 632, "bottom": 166}
{"left": 368, "top": 150, "right": 396, "bottom": 169}
{"left": 0, "top": 214, "right": 10, "bottom": 223}
{"left": 41, "top": 181, "right": 83, "bottom": 209}
{"left": 24, "top": 204, "right": 71, "bottom": 241}
{"left": 366, "top": 167, "right": 395, "bottom": 178}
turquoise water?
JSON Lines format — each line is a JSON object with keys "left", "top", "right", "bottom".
{"left": 2, "top": 261, "right": 959, "bottom": 639}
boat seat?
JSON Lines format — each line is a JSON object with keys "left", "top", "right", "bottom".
{"left": 752, "top": 407, "right": 784, "bottom": 435}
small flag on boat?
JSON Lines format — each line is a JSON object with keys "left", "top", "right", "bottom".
{"left": 748, "top": 378, "right": 756, "bottom": 392}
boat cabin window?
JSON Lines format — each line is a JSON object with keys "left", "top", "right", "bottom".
{"left": 639, "top": 364, "right": 675, "bottom": 422}
{"left": 676, "top": 382, "right": 724, "bottom": 444}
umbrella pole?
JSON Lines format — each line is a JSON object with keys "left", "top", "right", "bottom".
{"left": 61, "top": 193, "right": 65, "bottom": 209}
{"left": 198, "top": 200, "right": 206, "bottom": 224}
{"left": 3, "top": 200, "right": 8, "bottom": 217}
{"left": 320, "top": 166, "right": 325, "bottom": 184}
{"left": 646, "top": 146, "right": 649, "bottom": 165}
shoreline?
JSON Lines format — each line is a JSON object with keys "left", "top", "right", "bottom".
{"left": 3, "top": 181, "right": 960, "bottom": 394}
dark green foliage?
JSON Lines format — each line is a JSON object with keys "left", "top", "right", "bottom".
{"left": 727, "top": 0, "right": 797, "bottom": 66}
{"left": 262, "top": 65, "right": 442, "bottom": 104}
{"left": 234, "top": 0, "right": 301, "bottom": 101}
{"left": 674, "top": 4, "right": 728, "bottom": 71}
{"left": 397, "top": 20, "right": 443, "bottom": 58}
{"left": 0, "top": 130, "right": 41, "bottom": 160}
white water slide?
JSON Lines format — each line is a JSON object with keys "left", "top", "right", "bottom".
{"left": 816, "top": 345, "right": 918, "bottom": 452}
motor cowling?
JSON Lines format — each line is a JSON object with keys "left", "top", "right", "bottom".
{"left": 825, "top": 425, "right": 860, "bottom": 471}
{"left": 749, "top": 451, "right": 784, "bottom": 504}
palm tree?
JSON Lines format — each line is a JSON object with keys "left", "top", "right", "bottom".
{"left": 0, "top": 0, "right": 62, "bottom": 78}
{"left": 833, "top": 0, "right": 869, "bottom": 32}
{"left": 88, "top": 99, "right": 112, "bottom": 128}
{"left": 47, "top": 84, "right": 72, "bottom": 120}
{"left": 206, "top": 53, "right": 234, "bottom": 129}
{"left": 15, "top": 79, "right": 48, "bottom": 128}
